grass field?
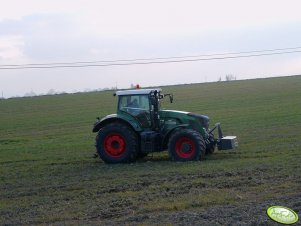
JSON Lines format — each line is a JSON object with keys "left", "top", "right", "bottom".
{"left": 1, "top": 76, "right": 301, "bottom": 225}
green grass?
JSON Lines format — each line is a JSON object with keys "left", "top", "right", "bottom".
{"left": 1, "top": 76, "right": 301, "bottom": 225}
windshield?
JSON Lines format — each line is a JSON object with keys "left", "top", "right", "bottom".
{"left": 118, "top": 95, "right": 150, "bottom": 112}
{"left": 118, "top": 94, "right": 151, "bottom": 127}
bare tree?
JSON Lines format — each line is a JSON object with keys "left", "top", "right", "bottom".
{"left": 225, "top": 74, "right": 236, "bottom": 81}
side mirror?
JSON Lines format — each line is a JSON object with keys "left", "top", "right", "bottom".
{"left": 163, "top": 93, "right": 173, "bottom": 103}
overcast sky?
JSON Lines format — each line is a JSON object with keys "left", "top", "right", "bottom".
{"left": 1, "top": 0, "right": 301, "bottom": 97}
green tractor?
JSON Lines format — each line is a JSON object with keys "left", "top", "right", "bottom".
{"left": 92, "top": 88, "right": 237, "bottom": 163}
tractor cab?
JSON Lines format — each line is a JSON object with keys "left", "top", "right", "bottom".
{"left": 115, "top": 88, "right": 172, "bottom": 130}
{"left": 116, "top": 89, "right": 155, "bottom": 117}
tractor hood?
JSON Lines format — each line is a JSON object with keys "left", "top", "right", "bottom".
{"left": 160, "top": 110, "right": 209, "bottom": 120}
{"left": 188, "top": 112, "right": 210, "bottom": 130}
{"left": 160, "top": 110, "right": 210, "bottom": 129}
{"left": 159, "top": 110, "right": 189, "bottom": 119}
{"left": 187, "top": 112, "right": 209, "bottom": 122}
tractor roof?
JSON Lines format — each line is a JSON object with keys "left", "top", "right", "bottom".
{"left": 115, "top": 88, "right": 162, "bottom": 96}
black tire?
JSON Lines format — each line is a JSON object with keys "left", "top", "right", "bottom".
{"left": 96, "top": 123, "right": 138, "bottom": 163}
{"left": 205, "top": 134, "right": 216, "bottom": 155}
{"left": 168, "top": 129, "right": 206, "bottom": 161}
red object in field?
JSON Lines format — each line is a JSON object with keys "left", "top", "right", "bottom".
{"left": 136, "top": 84, "right": 140, "bottom": 89}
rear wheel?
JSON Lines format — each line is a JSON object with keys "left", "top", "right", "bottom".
{"left": 168, "top": 129, "right": 205, "bottom": 161}
{"left": 96, "top": 123, "right": 138, "bottom": 163}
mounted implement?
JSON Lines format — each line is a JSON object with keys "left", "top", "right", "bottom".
{"left": 92, "top": 88, "right": 237, "bottom": 163}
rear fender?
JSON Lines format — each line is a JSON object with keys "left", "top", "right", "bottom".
{"left": 92, "top": 114, "right": 142, "bottom": 133}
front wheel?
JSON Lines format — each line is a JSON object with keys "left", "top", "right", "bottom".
{"left": 168, "top": 129, "right": 205, "bottom": 161}
{"left": 96, "top": 123, "right": 138, "bottom": 163}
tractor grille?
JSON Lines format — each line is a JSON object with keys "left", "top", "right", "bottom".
{"left": 188, "top": 113, "right": 209, "bottom": 130}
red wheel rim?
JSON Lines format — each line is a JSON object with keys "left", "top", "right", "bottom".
{"left": 175, "top": 137, "right": 195, "bottom": 158}
{"left": 104, "top": 133, "right": 126, "bottom": 157}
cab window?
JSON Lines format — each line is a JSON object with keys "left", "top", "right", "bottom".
{"left": 118, "top": 95, "right": 150, "bottom": 112}
{"left": 118, "top": 95, "right": 151, "bottom": 127}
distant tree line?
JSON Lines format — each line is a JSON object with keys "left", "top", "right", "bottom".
{"left": 218, "top": 74, "right": 237, "bottom": 82}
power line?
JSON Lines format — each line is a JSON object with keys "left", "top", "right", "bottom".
{"left": 1, "top": 46, "right": 301, "bottom": 67}
{"left": 1, "top": 48, "right": 301, "bottom": 70}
